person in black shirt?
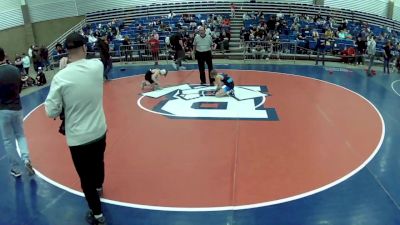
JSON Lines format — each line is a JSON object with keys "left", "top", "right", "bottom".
{"left": 40, "top": 45, "right": 53, "bottom": 71}
{"left": 355, "top": 37, "right": 366, "bottom": 65}
{"left": 97, "top": 37, "right": 112, "bottom": 79}
{"left": 170, "top": 32, "right": 186, "bottom": 70}
{"left": 315, "top": 36, "right": 326, "bottom": 66}
{"left": 383, "top": 41, "right": 392, "bottom": 74}
{"left": 0, "top": 47, "right": 35, "bottom": 177}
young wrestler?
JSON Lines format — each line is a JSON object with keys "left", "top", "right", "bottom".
{"left": 210, "top": 69, "right": 235, "bottom": 97}
{"left": 141, "top": 68, "right": 168, "bottom": 91}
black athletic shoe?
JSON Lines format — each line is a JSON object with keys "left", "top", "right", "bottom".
{"left": 86, "top": 211, "right": 107, "bottom": 225}
{"left": 11, "top": 169, "right": 22, "bottom": 178}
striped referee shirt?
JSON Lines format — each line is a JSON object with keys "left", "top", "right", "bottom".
{"left": 193, "top": 34, "right": 213, "bottom": 52}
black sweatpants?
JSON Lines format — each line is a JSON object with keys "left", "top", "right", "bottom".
{"left": 196, "top": 51, "right": 214, "bottom": 84}
{"left": 69, "top": 133, "right": 106, "bottom": 215}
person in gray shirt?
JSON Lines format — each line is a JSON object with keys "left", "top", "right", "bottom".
{"left": 45, "top": 32, "right": 107, "bottom": 225}
{"left": 0, "top": 47, "right": 35, "bottom": 177}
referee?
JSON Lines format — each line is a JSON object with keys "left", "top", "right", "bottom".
{"left": 193, "top": 26, "right": 214, "bottom": 85}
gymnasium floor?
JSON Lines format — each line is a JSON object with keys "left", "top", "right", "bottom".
{"left": 1, "top": 62, "right": 400, "bottom": 225}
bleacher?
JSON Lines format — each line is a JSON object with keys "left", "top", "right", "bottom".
{"left": 80, "top": 1, "right": 400, "bottom": 61}
{"left": 84, "top": 1, "right": 400, "bottom": 31}
{"left": 83, "top": 12, "right": 231, "bottom": 61}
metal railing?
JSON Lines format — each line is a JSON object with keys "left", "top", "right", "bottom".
{"left": 242, "top": 40, "right": 383, "bottom": 65}
{"left": 47, "top": 18, "right": 87, "bottom": 56}
{"left": 118, "top": 44, "right": 171, "bottom": 64}
{"left": 243, "top": 41, "right": 297, "bottom": 62}
{"left": 49, "top": 40, "right": 390, "bottom": 68}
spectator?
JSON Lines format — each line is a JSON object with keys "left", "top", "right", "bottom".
{"left": 277, "top": 10, "right": 284, "bottom": 20}
{"left": 230, "top": 3, "right": 236, "bottom": 17}
{"left": 184, "top": 33, "right": 195, "bottom": 59}
{"left": 341, "top": 47, "right": 356, "bottom": 64}
{"left": 122, "top": 36, "right": 132, "bottom": 62}
{"left": 170, "top": 32, "right": 186, "bottom": 70}
{"left": 165, "top": 32, "right": 171, "bottom": 47}
{"left": 383, "top": 40, "right": 392, "bottom": 74}
{"left": 148, "top": 34, "right": 160, "bottom": 65}
{"left": 315, "top": 35, "right": 326, "bottom": 66}
{"left": 0, "top": 47, "right": 35, "bottom": 178}
{"left": 272, "top": 31, "right": 281, "bottom": 60}
{"left": 252, "top": 42, "right": 266, "bottom": 59}
{"left": 152, "top": 30, "right": 159, "bottom": 40}
{"left": 366, "top": 35, "right": 376, "bottom": 76}
{"left": 219, "top": 31, "right": 231, "bottom": 52}
{"left": 40, "top": 45, "right": 53, "bottom": 71}
{"left": 53, "top": 43, "right": 66, "bottom": 63}
{"left": 97, "top": 37, "right": 112, "bottom": 79}
{"left": 14, "top": 54, "right": 24, "bottom": 74}
{"left": 35, "top": 67, "right": 47, "bottom": 86}
{"left": 324, "top": 28, "right": 334, "bottom": 39}
{"left": 291, "top": 22, "right": 300, "bottom": 33}
{"left": 115, "top": 32, "right": 124, "bottom": 41}
{"left": 32, "top": 46, "right": 42, "bottom": 73}
{"left": 168, "top": 10, "right": 176, "bottom": 19}
{"left": 22, "top": 53, "right": 30, "bottom": 75}
{"left": 243, "top": 13, "right": 250, "bottom": 21}
{"left": 355, "top": 37, "right": 366, "bottom": 65}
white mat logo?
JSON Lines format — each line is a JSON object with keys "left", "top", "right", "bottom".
{"left": 138, "top": 84, "right": 278, "bottom": 120}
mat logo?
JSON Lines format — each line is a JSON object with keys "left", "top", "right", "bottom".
{"left": 139, "top": 84, "right": 278, "bottom": 121}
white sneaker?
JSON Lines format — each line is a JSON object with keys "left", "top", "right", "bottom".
{"left": 179, "top": 66, "right": 186, "bottom": 70}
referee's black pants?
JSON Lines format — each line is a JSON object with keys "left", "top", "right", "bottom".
{"left": 69, "top": 133, "right": 106, "bottom": 215}
{"left": 196, "top": 50, "right": 214, "bottom": 85}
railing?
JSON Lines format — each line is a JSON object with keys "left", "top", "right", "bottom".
{"left": 48, "top": 40, "right": 391, "bottom": 68}
{"left": 47, "top": 18, "right": 87, "bottom": 56}
{"left": 243, "top": 41, "right": 297, "bottom": 62}
{"left": 118, "top": 44, "right": 170, "bottom": 64}
{"left": 242, "top": 40, "right": 380, "bottom": 65}
{"left": 116, "top": 42, "right": 236, "bottom": 64}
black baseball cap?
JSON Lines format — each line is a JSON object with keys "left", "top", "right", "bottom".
{"left": 64, "top": 32, "right": 86, "bottom": 50}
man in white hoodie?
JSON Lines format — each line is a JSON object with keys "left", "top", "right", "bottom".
{"left": 367, "top": 35, "right": 376, "bottom": 76}
{"left": 44, "top": 32, "right": 108, "bottom": 225}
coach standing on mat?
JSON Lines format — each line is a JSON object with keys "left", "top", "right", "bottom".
{"left": 193, "top": 26, "right": 214, "bottom": 85}
{"left": 44, "top": 32, "right": 108, "bottom": 225}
